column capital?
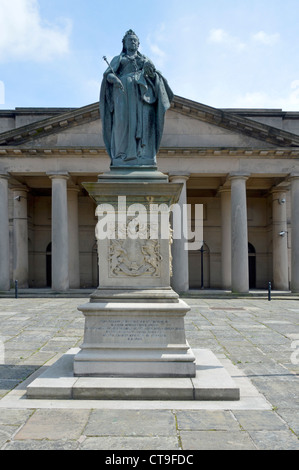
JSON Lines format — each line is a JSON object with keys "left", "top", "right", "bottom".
{"left": 11, "top": 185, "right": 29, "bottom": 193}
{"left": 169, "top": 172, "right": 190, "bottom": 183}
{"left": 0, "top": 173, "right": 10, "bottom": 180}
{"left": 67, "top": 185, "right": 80, "bottom": 193}
{"left": 47, "top": 171, "right": 69, "bottom": 180}
{"left": 228, "top": 172, "right": 250, "bottom": 182}
{"left": 218, "top": 185, "right": 231, "bottom": 194}
{"left": 288, "top": 172, "right": 299, "bottom": 181}
{"left": 271, "top": 186, "right": 288, "bottom": 194}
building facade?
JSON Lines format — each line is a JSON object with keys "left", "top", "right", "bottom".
{"left": 0, "top": 96, "right": 299, "bottom": 293}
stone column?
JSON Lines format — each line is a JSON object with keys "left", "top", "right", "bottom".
{"left": 290, "top": 174, "right": 299, "bottom": 292}
{"left": 229, "top": 173, "right": 249, "bottom": 293}
{"left": 0, "top": 174, "right": 10, "bottom": 291}
{"left": 169, "top": 173, "right": 189, "bottom": 293}
{"left": 68, "top": 187, "right": 80, "bottom": 288}
{"left": 12, "top": 186, "right": 29, "bottom": 288}
{"left": 219, "top": 187, "right": 231, "bottom": 290}
{"left": 272, "top": 188, "right": 289, "bottom": 290}
{"left": 48, "top": 172, "right": 69, "bottom": 291}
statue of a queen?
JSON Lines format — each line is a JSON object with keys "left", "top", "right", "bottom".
{"left": 100, "top": 30, "right": 173, "bottom": 167}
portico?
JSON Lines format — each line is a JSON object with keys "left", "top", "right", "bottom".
{"left": 0, "top": 98, "right": 299, "bottom": 294}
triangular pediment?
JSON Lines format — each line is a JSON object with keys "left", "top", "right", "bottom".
{"left": 162, "top": 109, "right": 275, "bottom": 149}
{"left": 1, "top": 96, "right": 299, "bottom": 149}
{"left": 171, "top": 96, "right": 299, "bottom": 148}
{"left": 23, "top": 118, "right": 103, "bottom": 148}
{"left": 0, "top": 103, "right": 100, "bottom": 147}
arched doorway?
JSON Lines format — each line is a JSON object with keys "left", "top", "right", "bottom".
{"left": 46, "top": 242, "right": 52, "bottom": 287}
{"left": 248, "top": 242, "right": 256, "bottom": 289}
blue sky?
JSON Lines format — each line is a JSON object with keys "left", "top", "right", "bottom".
{"left": 1, "top": 0, "right": 299, "bottom": 111}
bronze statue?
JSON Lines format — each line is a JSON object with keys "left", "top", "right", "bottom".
{"left": 100, "top": 30, "right": 173, "bottom": 168}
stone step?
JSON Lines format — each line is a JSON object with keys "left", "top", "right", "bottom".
{"left": 26, "top": 348, "right": 240, "bottom": 401}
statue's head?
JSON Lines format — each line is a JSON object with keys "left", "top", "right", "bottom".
{"left": 122, "top": 29, "right": 140, "bottom": 53}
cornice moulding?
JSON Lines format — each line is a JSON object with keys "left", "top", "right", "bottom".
{"left": 0, "top": 146, "right": 299, "bottom": 159}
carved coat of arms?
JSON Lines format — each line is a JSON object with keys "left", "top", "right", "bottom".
{"left": 109, "top": 237, "right": 162, "bottom": 277}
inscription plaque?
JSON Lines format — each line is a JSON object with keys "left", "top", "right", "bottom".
{"left": 90, "top": 318, "right": 184, "bottom": 344}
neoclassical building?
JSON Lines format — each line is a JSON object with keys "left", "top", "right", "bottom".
{"left": 0, "top": 96, "right": 299, "bottom": 294}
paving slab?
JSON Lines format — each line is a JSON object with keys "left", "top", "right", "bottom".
{"left": 179, "top": 430, "right": 257, "bottom": 450}
{"left": 175, "top": 410, "right": 241, "bottom": 431}
{"left": 78, "top": 436, "right": 180, "bottom": 450}
{"left": 0, "top": 296, "right": 297, "bottom": 451}
{"left": 247, "top": 430, "right": 299, "bottom": 450}
{"left": 0, "top": 425, "right": 20, "bottom": 448}
{"left": 0, "top": 409, "right": 33, "bottom": 425}
{"left": 232, "top": 410, "right": 290, "bottom": 431}
{"left": 13, "top": 409, "right": 90, "bottom": 441}
{"left": 84, "top": 409, "right": 176, "bottom": 437}
{"left": 3, "top": 440, "right": 79, "bottom": 450}
{"left": 276, "top": 408, "right": 299, "bottom": 435}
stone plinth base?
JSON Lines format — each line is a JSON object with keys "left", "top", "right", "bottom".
{"left": 26, "top": 348, "right": 240, "bottom": 401}
{"left": 73, "top": 299, "right": 196, "bottom": 378}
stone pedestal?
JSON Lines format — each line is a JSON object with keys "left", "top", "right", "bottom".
{"left": 73, "top": 168, "right": 196, "bottom": 378}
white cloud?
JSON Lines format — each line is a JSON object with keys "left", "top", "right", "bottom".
{"left": 252, "top": 31, "right": 280, "bottom": 46}
{"left": 208, "top": 28, "right": 246, "bottom": 51}
{"left": 149, "top": 44, "right": 166, "bottom": 59}
{"left": 148, "top": 44, "right": 166, "bottom": 68}
{"left": 146, "top": 26, "right": 168, "bottom": 69}
{"left": 232, "top": 91, "right": 270, "bottom": 108}
{"left": 208, "top": 28, "right": 280, "bottom": 53}
{"left": 231, "top": 81, "right": 299, "bottom": 111}
{"left": 208, "top": 28, "right": 229, "bottom": 44}
{"left": 0, "top": 0, "right": 72, "bottom": 62}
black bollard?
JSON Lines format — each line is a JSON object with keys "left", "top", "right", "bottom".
{"left": 15, "top": 280, "right": 18, "bottom": 299}
{"left": 268, "top": 281, "right": 271, "bottom": 301}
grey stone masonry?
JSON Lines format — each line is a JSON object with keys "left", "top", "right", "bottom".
{"left": 0, "top": 296, "right": 297, "bottom": 450}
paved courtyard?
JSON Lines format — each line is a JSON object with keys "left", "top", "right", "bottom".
{"left": 0, "top": 295, "right": 298, "bottom": 450}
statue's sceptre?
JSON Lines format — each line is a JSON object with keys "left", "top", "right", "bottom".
{"left": 103, "top": 56, "right": 125, "bottom": 93}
